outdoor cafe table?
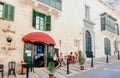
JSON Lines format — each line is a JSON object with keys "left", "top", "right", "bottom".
{"left": 19, "top": 62, "right": 26, "bottom": 75}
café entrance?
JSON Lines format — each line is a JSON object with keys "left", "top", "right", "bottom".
{"left": 22, "top": 32, "right": 55, "bottom": 68}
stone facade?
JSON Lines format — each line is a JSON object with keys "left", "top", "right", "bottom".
{"left": 0, "top": 0, "right": 120, "bottom": 72}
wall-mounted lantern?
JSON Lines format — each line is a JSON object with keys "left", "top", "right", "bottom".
{"left": 7, "top": 36, "right": 12, "bottom": 43}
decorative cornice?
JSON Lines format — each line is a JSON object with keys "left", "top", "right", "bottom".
{"left": 83, "top": 19, "right": 96, "bottom": 29}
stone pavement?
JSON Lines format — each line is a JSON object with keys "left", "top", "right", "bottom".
{"left": 3, "top": 54, "right": 120, "bottom": 78}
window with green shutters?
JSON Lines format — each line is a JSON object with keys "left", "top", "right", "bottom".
{"left": 0, "top": 2, "right": 14, "bottom": 21}
{"left": 32, "top": 10, "right": 51, "bottom": 31}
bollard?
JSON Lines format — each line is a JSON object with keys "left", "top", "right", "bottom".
{"left": 118, "top": 51, "right": 120, "bottom": 60}
{"left": 66, "top": 58, "right": 69, "bottom": 74}
{"left": 91, "top": 54, "right": 94, "bottom": 67}
{"left": 26, "top": 64, "right": 29, "bottom": 78}
{"left": 106, "top": 53, "right": 109, "bottom": 63}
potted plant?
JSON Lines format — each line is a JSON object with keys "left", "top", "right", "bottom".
{"left": 47, "top": 61, "right": 55, "bottom": 78}
{"left": 78, "top": 50, "right": 85, "bottom": 70}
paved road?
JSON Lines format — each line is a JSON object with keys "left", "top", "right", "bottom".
{"left": 2, "top": 54, "right": 119, "bottom": 78}
{"left": 67, "top": 61, "right": 120, "bottom": 78}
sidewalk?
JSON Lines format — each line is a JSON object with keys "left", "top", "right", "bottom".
{"left": 3, "top": 54, "right": 120, "bottom": 78}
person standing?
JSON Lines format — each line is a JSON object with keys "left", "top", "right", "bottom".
{"left": 53, "top": 52, "right": 61, "bottom": 68}
{"left": 59, "top": 52, "right": 65, "bottom": 66}
{"left": 69, "top": 52, "right": 73, "bottom": 63}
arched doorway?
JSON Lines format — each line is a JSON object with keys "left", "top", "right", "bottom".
{"left": 104, "top": 38, "right": 111, "bottom": 55}
{"left": 85, "top": 31, "right": 92, "bottom": 57}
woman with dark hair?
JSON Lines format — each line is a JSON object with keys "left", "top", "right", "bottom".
{"left": 53, "top": 52, "right": 61, "bottom": 68}
{"left": 69, "top": 52, "right": 74, "bottom": 63}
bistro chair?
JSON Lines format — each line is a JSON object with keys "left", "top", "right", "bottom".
{"left": 8, "top": 61, "right": 16, "bottom": 77}
{"left": 0, "top": 64, "right": 4, "bottom": 78}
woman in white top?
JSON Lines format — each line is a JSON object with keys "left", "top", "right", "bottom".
{"left": 53, "top": 52, "right": 60, "bottom": 68}
{"left": 59, "top": 52, "right": 65, "bottom": 66}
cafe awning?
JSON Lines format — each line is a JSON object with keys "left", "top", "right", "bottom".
{"left": 22, "top": 32, "right": 55, "bottom": 45}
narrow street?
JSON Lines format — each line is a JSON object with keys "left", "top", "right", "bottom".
{"left": 68, "top": 61, "right": 120, "bottom": 78}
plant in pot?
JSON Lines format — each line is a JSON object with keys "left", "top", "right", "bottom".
{"left": 78, "top": 50, "right": 85, "bottom": 70}
{"left": 47, "top": 61, "right": 55, "bottom": 78}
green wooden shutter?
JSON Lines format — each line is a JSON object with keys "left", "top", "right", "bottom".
{"left": 4, "top": 3, "right": 9, "bottom": 19}
{"left": 32, "top": 10, "right": 36, "bottom": 28}
{"left": 101, "top": 17, "right": 106, "bottom": 30}
{"left": 4, "top": 4, "right": 14, "bottom": 21}
{"left": 9, "top": 5, "right": 14, "bottom": 21}
{"left": 46, "top": 16, "right": 51, "bottom": 31}
{"left": 117, "top": 24, "right": 119, "bottom": 35}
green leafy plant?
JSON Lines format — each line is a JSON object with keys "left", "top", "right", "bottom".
{"left": 78, "top": 50, "right": 85, "bottom": 65}
{"left": 47, "top": 62, "right": 55, "bottom": 73}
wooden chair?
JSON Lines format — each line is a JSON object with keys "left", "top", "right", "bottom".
{"left": 0, "top": 64, "right": 4, "bottom": 78}
{"left": 8, "top": 61, "right": 16, "bottom": 77}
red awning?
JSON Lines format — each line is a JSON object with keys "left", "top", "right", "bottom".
{"left": 22, "top": 32, "right": 55, "bottom": 45}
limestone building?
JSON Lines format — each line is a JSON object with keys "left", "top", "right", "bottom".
{"left": 0, "top": 0, "right": 120, "bottom": 72}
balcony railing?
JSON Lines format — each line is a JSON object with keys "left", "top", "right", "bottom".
{"left": 37, "top": 0, "right": 62, "bottom": 10}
